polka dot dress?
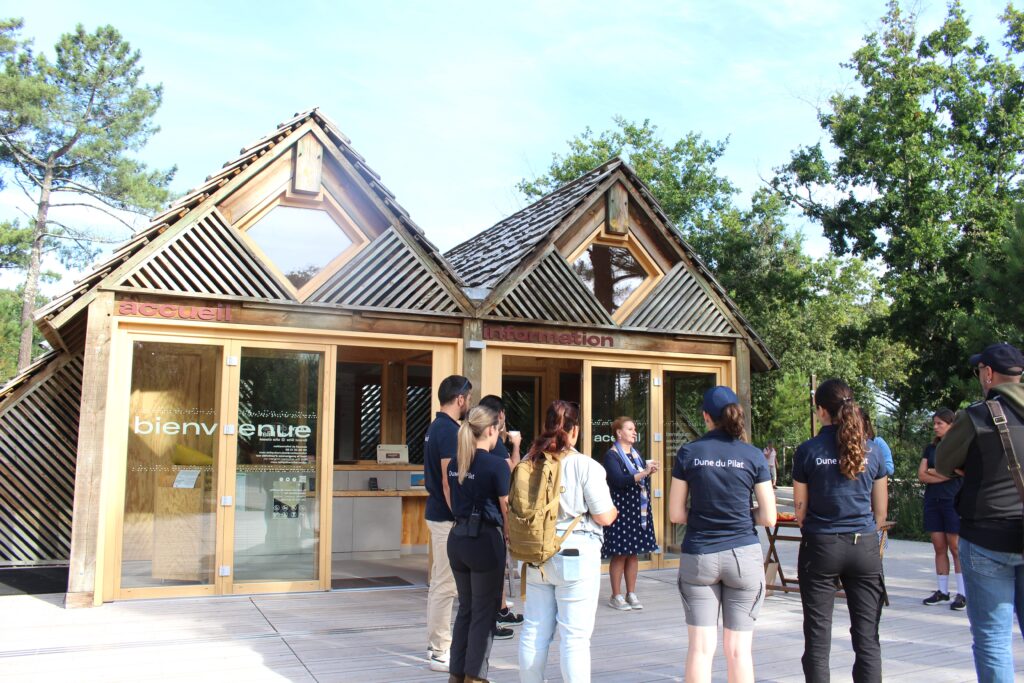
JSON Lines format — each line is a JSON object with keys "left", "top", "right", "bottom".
{"left": 601, "top": 457, "right": 658, "bottom": 559}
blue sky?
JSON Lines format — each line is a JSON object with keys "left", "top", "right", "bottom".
{"left": 0, "top": 0, "right": 1011, "bottom": 293}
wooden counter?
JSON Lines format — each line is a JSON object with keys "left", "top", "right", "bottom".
{"left": 333, "top": 490, "right": 428, "bottom": 497}
{"left": 334, "top": 463, "right": 422, "bottom": 471}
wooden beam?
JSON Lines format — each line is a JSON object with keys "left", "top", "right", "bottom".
{"left": 462, "top": 319, "right": 483, "bottom": 398}
{"left": 293, "top": 133, "right": 324, "bottom": 195}
{"left": 607, "top": 182, "right": 628, "bottom": 235}
{"left": 65, "top": 292, "right": 116, "bottom": 607}
{"left": 734, "top": 339, "right": 752, "bottom": 437}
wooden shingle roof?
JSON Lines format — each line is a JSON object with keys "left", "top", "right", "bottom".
{"left": 446, "top": 157, "right": 778, "bottom": 370}
{"left": 33, "top": 108, "right": 466, "bottom": 348}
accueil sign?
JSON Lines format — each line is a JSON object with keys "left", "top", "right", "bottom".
{"left": 117, "top": 301, "right": 233, "bottom": 322}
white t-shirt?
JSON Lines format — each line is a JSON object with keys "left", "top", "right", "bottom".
{"left": 555, "top": 450, "right": 615, "bottom": 537}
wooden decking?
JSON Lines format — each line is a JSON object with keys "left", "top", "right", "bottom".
{"left": 0, "top": 537, "right": 1019, "bottom": 682}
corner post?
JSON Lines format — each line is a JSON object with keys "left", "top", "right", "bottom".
{"left": 734, "top": 340, "right": 752, "bottom": 438}
{"left": 65, "top": 292, "right": 116, "bottom": 607}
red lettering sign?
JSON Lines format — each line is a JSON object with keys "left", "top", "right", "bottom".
{"left": 117, "top": 301, "right": 233, "bottom": 322}
{"left": 482, "top": 325, "right": 614, "bottom": 348}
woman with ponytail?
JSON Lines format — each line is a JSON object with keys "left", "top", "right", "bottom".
{"left": 668, "top": 386, "right": 776, "bottom": 683}
{"left": 519, "top": 400, "right": 617, "bottom": 683}
{"left": 445, "top": 405, "right": 509, "bottom": 683}
{"left": 793, "top": 379, "right": 888, "bottom": 683}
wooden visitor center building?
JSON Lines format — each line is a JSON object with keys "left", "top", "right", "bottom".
{"left": 0, "top": 110, "right": 776, "bottom": 607}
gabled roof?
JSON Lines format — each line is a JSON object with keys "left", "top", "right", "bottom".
{"left": 445, "top": 159, "right": 619, "bottom": 289}
{"left": 446, "top": 157, "right": 778, "bottom": 370}
{"left": 34, "top": 108, "right": 468, "bottom": 348}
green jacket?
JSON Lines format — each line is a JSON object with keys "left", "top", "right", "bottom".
{"left": 936, "top": 382, "right": 1024, "bottom": 475}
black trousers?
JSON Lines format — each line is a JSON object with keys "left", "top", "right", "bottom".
{"left": 447, "top": 523, "right": 506, "bottom": 679}
{"left": 798, "top": 532, "right": 884, "bottom": 683}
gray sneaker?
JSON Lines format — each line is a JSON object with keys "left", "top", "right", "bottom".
{"left": 626, "top": 592, "right": 644, "bottom": 610}
{"left": 608, "top": 594, "right": 631, "bottom": 610}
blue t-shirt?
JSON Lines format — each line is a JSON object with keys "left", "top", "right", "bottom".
{"left": 922, "top": 442, "right": 961, "bottom": 502}
{"left": 448, "top": 449, "right": 511, "bottom": 528}
{"left": 490, "top": 438, "right": 510, "bottom": 460}
{"left": 424, "top": 412, "right": 459, "bottom": 522}
{"left": 672, "top": 429, "right": 771, "bottom": 554}
{"left": 792, "top": 425, "right": 887, "bottom": 534}
{"left": 872, "top": 437, "right": 894, "bottom": 477}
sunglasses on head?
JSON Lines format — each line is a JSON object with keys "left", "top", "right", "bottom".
{"left": 972, "top": 365, "right": 985, "bottom": 378}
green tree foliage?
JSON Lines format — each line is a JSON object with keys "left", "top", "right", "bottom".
{"left": 773, "top": 1, "right": 1024, "bottom": 409}
{"left": 0, "top": 219, "right": 32, "bottom": 269}
{"left": 519, "top": 117, "right": 910, "bottom": 446}
{"left": 0, "top": 19, "right": 174, "bottom": 370}
{"left": 0, "top": 287, "right": 45, "bottom": 382}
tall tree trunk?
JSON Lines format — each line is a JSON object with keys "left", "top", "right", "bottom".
{"left": 18, "top": 168, "right": 51, "bottom": 371}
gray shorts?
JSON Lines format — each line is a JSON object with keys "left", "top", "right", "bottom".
{"left": 677, "top": 543, "right": 765, "bottom": 631}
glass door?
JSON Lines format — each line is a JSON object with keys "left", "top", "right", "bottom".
{"left": 583, "top": 361, "right": 655, "bottom": 565}
{"left": 223, "top": 343, "right": 331, "bottom": 593}
{"left": 118, "top": 339, "right": 226, "bottom": 597}
{"left": 661, "top": 369, "right": 716, "bottom": 561}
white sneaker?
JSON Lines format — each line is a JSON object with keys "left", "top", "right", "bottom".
{"left": 428, "top": 649, "right": 449, "bottom": 672}
{"left": 626, "top": 592, "right": 643, "bottom": 610}
{"left": 608, "top": 594, "right": 631, "bottom": 610}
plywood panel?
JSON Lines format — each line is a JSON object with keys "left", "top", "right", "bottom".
{"left": 401, "top": 497, "right": 428, "bottom": 546}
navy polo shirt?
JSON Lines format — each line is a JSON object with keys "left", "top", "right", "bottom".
{"left": 490, "top": 437, "right": 510, "bottom": 460}
{"left": 672, "top": 429, "right": 771, "bottom": 554}
{"left": 448, "top": 449, "right": 511, "bottom": 528}
{"left": 922, "top": 442, "right": 961, "bottom": 502}
{"left": 424, "top": 412, "right": 459, "bottom": 522}
{"left": 792, "top": 425, "right": 886, "bottom": 534}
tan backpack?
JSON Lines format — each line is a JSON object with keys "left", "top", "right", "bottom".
{"left": 507, "top": 451, "right": 582, "bottom": 593}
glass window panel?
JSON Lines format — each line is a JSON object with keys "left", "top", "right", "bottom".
{"left": 246, "top": 205, "right": 353, "bottom": 289}
{"left": 121, "top": 341, "right": 222, "bottom": 589}
{"left": 572, "top": 244, "right": 648, "bottom": 314}
{"left": 663, "top": 371, "right": 716, "bottom": 560}
{"left": 234, "top": 348, "right": 322, "bottom": 583}
{"left": 334, "top": 363, "right": 383, "bottom": 462}
{"left": 405, "top": 365, "right": 432, "bottom": 465}
{"left": 503, "top": 375, "right": 540, "bottom": 445}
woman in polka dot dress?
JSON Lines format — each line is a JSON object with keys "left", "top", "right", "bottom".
{"left": 601, "top": 416, "right": 659, "bottom": 610}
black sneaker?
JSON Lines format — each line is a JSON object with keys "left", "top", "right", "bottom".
{"left": 493, "top": 624, "right": 514, "bottom": 640}
{"left": 950, "top": 594, "right": 967, "bottom": 611}
{"left": 496, "top": 607, "right": 524, "bottom": 626}
{"left": 923, "top": 590, "right": 950, "bottom": 606}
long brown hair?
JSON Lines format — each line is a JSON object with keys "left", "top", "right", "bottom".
{"left": 456, "top": 406, "right": 498, "bottom": 483}
{"left": 815, "top": 379, "right": 866, "bottom": 480}
{"left": 526, "top": 400, "right": 579, "bottom": 460}
{"left": 715, "top": 404, "right": 747, "bottom": 441}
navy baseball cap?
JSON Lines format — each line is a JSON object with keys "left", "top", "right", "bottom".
{"left": 702, "top": 386, "right": 739, "bottom": 419}
{"left": 969, "top": 343, "right": 1024, "bottom": 376}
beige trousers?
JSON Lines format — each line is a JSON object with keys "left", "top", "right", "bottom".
{"left": 426, "top": 519, "right": 457, "bottom": 654}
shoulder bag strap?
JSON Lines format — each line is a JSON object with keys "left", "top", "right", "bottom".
{"left": 985, "top": 399, "right": 1024, "bottom": 504}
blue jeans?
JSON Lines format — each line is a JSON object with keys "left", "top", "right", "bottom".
{"left": 959, "top": 537, "right": 1024, "bottom": 682}
{"left": 518, "top": 533, "right": 602, "bottom": 683}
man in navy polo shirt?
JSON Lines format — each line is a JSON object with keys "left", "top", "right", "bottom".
{"left": 424, "top": 375, "right": 472, "bottom": 673}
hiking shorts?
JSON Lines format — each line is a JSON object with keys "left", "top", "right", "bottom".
{"left": 677, "top": 543, "right": 765, "bottom": 631}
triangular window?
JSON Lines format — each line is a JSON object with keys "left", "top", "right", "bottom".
{"left": 569, "top": 231, "right": 662, "bottom": 321}
{"left": 238, "top": 192, "right": 368, "bottom": 301}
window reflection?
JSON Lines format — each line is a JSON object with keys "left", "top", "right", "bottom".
{"left": 572, "top": 244, "right": 648, "bottom": 314}
{"left": 246, "top": 205, "right": 353, "bottom": 289}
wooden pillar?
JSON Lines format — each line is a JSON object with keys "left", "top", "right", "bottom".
{"left": 734, "top": 340, "right": 752, "bottom": 438}
{"left": 383, "top": 361, "right": 406, "bottom": 443}
{"left": 462, "top": 319, "right": 484, "bottom": 398}
{"left": 65, "top": 292, "right": 116, "bottom": 608}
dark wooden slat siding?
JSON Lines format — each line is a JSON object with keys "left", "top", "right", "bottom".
{"left": 624, "top": 262, "right": 735, "bottom": 336}
{"left": 489, "top": 251, "right": 614, "bottom": 326}
{"left": 308, "top": 228, "right": 461, "bottom": 314}
{"left": 119, "top": 212, "right": 294, "bottom": 301}
{"left": 0, "top": 355, "right": 83, "bottom": 564}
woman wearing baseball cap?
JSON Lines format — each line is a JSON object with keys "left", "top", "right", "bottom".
{"left": 669, "top": 385, "right": 777, "bottom": 683}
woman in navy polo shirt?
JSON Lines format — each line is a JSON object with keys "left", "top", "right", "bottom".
{"left": 669, "top": 386, "right": 777, "bottom": 683}
{"left": 793, "top": 379, "right": 888, "bottom": 683}
{"left": 918, "top": 408, "right": 964, "bottom": 610}
{"left": 446, "top": 405, "right": 510, "bottom": 683}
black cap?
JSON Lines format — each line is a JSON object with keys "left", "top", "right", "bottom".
{"left": 969, "top": 343, "right": 1024, "bottom": 376}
